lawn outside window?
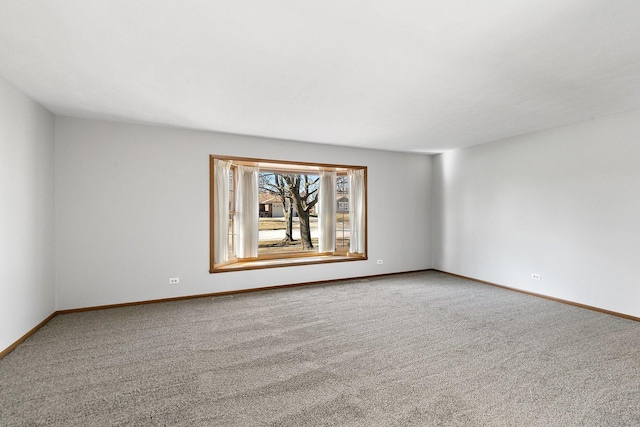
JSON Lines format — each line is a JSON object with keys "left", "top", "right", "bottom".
{"left": 210, "top": 155, "right": 367, "bottom": 272}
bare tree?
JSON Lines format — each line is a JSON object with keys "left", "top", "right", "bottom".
{"left": 336, "top": 175, "right": 348, "bottom": 196}
{"left": 259, "top": 172, "right": 294, "bottom": 244}
{"left": 282, "top": 174, "right": 319, "bottom": 249}
{"left": 259, "top": 172, "right": 319, "bottom": 250}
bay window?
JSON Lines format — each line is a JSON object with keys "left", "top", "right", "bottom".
{"left": 210, "top": 155, "right": 367, "bottom": 272}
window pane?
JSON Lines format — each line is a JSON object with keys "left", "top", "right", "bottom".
{"left": 336, "top": 175, "right": 350, "bottom": 251}
{"left": 229, "top": 168, "right": 234, "bottom": 212}
{"left": 258, "top": 172, "right": 319, "bottom": 255}
{"left": 228, "top": 215, "right": 235, "bottom": 258}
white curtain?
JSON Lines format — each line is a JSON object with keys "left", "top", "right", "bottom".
{"left": 318, "top": 171, "right": 336, "bottom": 253}
{"left": 213, "top": 159, "right": 231, "bottom": 264}
{"left": 235, "top": 165, "right": 259, "bottom": 258}
{"left": 349, "top": 169, "right": 366, "bottom": 254}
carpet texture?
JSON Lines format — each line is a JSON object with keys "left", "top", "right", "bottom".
{"left": 1, "top": 271, "right": 639, "bottom": 426}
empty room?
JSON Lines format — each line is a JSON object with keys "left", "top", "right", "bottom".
{"left": 1, "top": 1, "right": 639, "bottom": 425}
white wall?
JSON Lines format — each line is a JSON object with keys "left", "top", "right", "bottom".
{"left": 55, "top": 117, "right": 432, "bottom": 310}
{"left": 0, "top": 77, "right": 55, "bottom": 351}
{"left": 433, "top": 108, "right": 640, "bottom": 318}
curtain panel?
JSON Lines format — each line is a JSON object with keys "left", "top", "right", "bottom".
{"left": 213, "top": 159, "right": 231, "bottom": 264}
{"left": 349, "top": 169, "right": 365, "bottom": 254}
{"left": 318, "top": 171, "right": 337, "bottom": 253}
{"left": 235, "top": 165, "right": 259, "bottom": 258}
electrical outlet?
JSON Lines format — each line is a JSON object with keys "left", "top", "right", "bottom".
{"left": 531, "top": 274, "right": 541, "bottom": 280}
{"left": 377, "top": 260, "right": 383, "bottom": 265}
{"left": 169, "top": 277, "right": 179, "bottom": 284}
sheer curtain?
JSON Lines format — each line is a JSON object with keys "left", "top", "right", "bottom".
{"left": 318, "top": 171, "right": 336, "bottom": 253}
{"left": 213, "top": 159, "right": 231, "bottom": 264}
{"left": 349, "top": 169, "right": 365, "bottom": 254}
{"left": 235, "top": 165, "right": 259, "bottom": 258}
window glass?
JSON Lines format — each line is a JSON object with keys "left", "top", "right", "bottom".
{"left": 336, "top": 174, "right": 350, "bottom": 252}
{"left": 258, "top": 171, "right": 320, "bottom": 255}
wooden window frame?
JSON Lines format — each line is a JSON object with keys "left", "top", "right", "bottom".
{"left": 210, "top": 155, "right": 367, "bottom": 273}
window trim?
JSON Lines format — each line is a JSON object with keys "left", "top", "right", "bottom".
{"left": 210, "top": 155, "right": 367, "bottom": 273}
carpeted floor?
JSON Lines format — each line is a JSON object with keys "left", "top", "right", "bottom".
{"left": 1, "top": 271, "right": 639, "bottom": 426}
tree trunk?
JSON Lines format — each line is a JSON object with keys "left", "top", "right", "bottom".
{"left": 297, "top": 206, "right": 314, "bottom": 249}
{"left": 282, "top": 173, "right": 318, "bottom": 250}
{"left": 281, "top": 197, "right": 295, "bottom": 244}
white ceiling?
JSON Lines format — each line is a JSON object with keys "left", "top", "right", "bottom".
{"left": 2, "top": 1, "right": 640, "bottom": 153}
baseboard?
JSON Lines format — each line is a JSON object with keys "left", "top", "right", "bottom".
{"left": 5, "top": 268, "right": 636, "bottom": 359}
{"left": 0, "top": 312, "right": 57, "bottom": 359}
{"left": 434, "top": 269, "right": 640, "bottom": 323}
{"left": 56, "top": 269, "right": 430, "bottom": 314}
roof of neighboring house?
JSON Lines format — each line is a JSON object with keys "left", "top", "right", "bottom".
{"left": 259, "top": 193, "right": 282, "bottom": 204}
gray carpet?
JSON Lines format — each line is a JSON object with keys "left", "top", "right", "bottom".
{"left": 1, "top": 271, "right": 639, "bottom": 426}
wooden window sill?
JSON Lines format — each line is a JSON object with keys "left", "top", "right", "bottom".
{"left": 211, "top": 254, "right": 367, "bottom": 273}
